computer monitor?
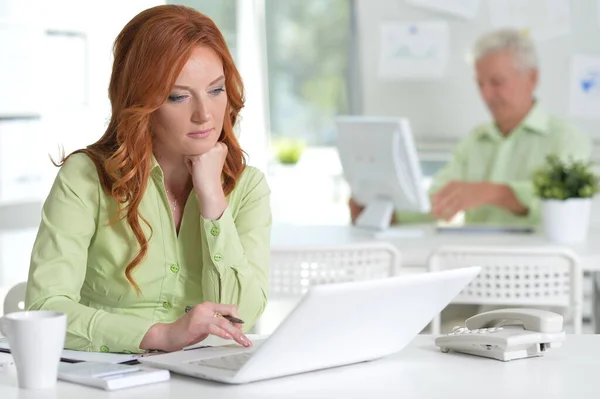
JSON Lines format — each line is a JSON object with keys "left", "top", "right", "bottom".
{"left": 335, "top": 116, "right": 431, "bottom": 231}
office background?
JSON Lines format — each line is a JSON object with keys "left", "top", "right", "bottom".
{"left": 1, "top": 0, "right": 599, "bottom": 292}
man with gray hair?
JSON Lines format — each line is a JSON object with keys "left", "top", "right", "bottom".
{"left": 427, "top": 28, "right": 589, "bottom": 225}
{"left": 350, "top": 28, "right": 590, "bottom": 226}
{"left": 421, "top": 28, "right": 589, "bottom": 332}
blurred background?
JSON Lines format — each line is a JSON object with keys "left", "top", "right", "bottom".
{"left": 1, "top": 0, "right": 600, "bottom": 292}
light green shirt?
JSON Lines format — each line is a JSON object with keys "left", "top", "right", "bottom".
{"left": 26, "top": 153, "right": 272, "bottom": 353}
{"left": 397, "top": 102, "right": 591, "bottom": 225}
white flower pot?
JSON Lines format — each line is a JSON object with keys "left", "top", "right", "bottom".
{"left": 541, "top": 198, "right": 592, "bottom": 243}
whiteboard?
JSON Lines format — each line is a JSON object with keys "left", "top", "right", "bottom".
{"left": 357, "top": 0, "right": 600, "bottom": 141}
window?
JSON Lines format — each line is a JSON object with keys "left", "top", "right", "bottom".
{"left": 167, "top": 0, "right": 238, "bottom": 59}
{"left": 265, "top": 0, "right": 357, "bottom": 146}
{"left": 166, "top": 0, "right": 360, "bottom": 225}
{"left": 167, "top": 0, "right": 358, "bottom": 147}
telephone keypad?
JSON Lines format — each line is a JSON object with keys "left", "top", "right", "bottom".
{"left": 448, "top": 327, "right": 503, "bottom": 336}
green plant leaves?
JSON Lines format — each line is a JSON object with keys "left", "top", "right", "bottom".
{"left": 273, "top": 138, "right": 306, "bottom": 165}
{"left": 533, "top": 154, "right": 600, "bottom": 200}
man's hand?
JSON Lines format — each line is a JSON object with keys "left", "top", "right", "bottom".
{"left": 348, "top": 197, "right": 398, "bottom": 225}
{"left": 348, "top": 197, "right": 365, "bottom": 224}
{"left": 432, "top": 181, "right": 498, "bottom": 221}
{"left": 432, "top": 181, "right": 528, "bottom": 221}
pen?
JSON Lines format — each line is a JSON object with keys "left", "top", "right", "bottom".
{"left": 183, "top": 345, "right": 213, "bottom": 351}
{"left": 184, "top": 306, "right": 245, "bottom": 324}
{"left": 0, "top": 348, "right": 82, "bottom": 364}
{"left": 221, "top": 315, "right": 245, "bottom": 324}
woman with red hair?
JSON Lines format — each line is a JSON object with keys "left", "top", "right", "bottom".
{"left": 25, "top": 5, "right": 270, "bottom": 353}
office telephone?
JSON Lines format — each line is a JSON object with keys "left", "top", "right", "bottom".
{"left": 434, "top": 308, "right": 565, "bottom": 361}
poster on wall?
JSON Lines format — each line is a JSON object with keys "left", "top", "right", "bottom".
{"left": 405, "top": 0, "right": 480, "bottom": 19}
{"left": 378, "top": 21, "right": 449, "bottom": 80}
{"left": 569, "top": 54, "right": 600, "bottom": 119}
{"left": 488, "top": 0, "right": 571, "bottom": 41}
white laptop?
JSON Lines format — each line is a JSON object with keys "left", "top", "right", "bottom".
{"left": 139, "top": 267, "right": 480, "bottom": 384}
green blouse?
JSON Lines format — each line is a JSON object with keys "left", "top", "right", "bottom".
{"left": 26, "top": 153, "right": 271, "bottom": 353}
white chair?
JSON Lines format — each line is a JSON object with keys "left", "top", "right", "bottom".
{"left": 2, "top": 282, "right": 27, "bottom": 315}
{"left": 428, "top": 246, "right": 583, "bottom": 335}
{"left": 258, "top": 242, "right": 401, "bottom": 333}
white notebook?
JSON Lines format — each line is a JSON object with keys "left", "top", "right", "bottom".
{"left": 0, "top": 338, "right": 141, "bottom": 364}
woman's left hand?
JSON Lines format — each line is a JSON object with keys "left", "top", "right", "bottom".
{"left": 185, "top": 142, "right": 228, "bottom": 219}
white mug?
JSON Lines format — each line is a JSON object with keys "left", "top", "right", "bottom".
{"left": 0, "top": 311, "right": 67, "bottom": 389}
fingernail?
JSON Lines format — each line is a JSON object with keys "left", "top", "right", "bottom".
{"left": 225, "top": 333, "right": 232, "bottom": 339}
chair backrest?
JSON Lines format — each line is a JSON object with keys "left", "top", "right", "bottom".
{"left": 3, "top": 282, "right": 27, "bottom": 315}
{"left": 428, "top": 246, "right": 582, "bottom": 308}
{"left": 270, "top": 242, "right": 401, "bottom": 297}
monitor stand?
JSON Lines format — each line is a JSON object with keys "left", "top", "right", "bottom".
{"left": 354, "top": 198, "right": 426, "bottom": 238}
{"left": 355, "top": 198, "right": 394, "bottom": 231}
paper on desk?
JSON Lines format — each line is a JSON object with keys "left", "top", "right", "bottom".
{"left": 378, "top": 21, "right": 449, "bottom": 80}
{"left": 372, "top": 228, "right": 426, "bottom": 239}
{"left": 405, "top": 0, "right": 480, "bottom": 19}
{"left": 0, "top": 334, "right": 269, "bottom": 363}
{"left": 488, "top": 0, "right": 571, "bottom": 41}
{"left": 0, "top": 337, "right": 140, "bottom": 364}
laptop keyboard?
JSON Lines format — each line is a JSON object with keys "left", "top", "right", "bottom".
{"left": 190, "top": 352, "right": 253, "bottom": 371}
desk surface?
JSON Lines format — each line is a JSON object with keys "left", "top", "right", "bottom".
{"left": 1, "top": 335, "right": 598, "bottom": 399}
{"left": 271, "top": 224, "right": 600, "bottom": 270}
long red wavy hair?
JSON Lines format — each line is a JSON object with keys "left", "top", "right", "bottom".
{"left": 62, "top": 5, "right": 246, "bottom": 293}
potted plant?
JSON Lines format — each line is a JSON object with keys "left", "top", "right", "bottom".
{"left": 272, "top": 138, "right": 306, "bottom": 166}
{"left": 533, "top": 154, "right": 600, "bottom": 243}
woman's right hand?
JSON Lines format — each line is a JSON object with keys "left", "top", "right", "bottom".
{"left": 140, "top": 302, "right": 252, "bottom": 352}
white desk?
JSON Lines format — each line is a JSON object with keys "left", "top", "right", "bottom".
{"left": 1, "top": 335, "right": 598, "bottom": 398}
{"left": 271, "top": 224, "right": 600, "bottom": 270}
{"left": 271, "top": 224, "right": 600, "bottom": 333}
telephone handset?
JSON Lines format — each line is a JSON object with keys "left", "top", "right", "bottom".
{"left": 465, "top": 308, "right": 564, "bottom": 333}
{"left": 435, "top": 308, "right": 565, "bottom": 361}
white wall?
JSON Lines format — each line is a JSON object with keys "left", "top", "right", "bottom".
{"left": 0, "top": 0, "right": 163, "bottom": 288}
{"left": 41, "top": 0, "right": 165, "bottom": 155}
{"left": 356, "top": 0, "right": 600, "bottom": 142}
